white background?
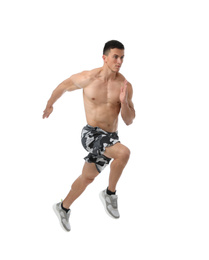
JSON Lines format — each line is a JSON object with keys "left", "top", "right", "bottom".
{"left": 0, "top": 0, "right": 209, "bottom": 259}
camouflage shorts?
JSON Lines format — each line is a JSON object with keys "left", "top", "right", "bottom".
{"left": 81, "top": 124, "right": 120, "bottom": 173}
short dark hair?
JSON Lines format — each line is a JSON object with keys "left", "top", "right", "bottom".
{"left": 103, "top": 40, "right": 124, "bottom": 55}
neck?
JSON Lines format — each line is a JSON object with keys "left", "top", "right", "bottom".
{"left": 99, "top": 64, "right": 118, "bottom": 81}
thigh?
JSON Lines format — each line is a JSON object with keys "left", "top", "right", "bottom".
{"left": 103, "top": 143, "right": 130, "bottom": 160}
{"left": 82, "top": 162, "right": 100, "bottom": 179}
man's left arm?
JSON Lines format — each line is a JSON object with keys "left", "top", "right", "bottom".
{"left": 120, "top": 80, "right": 136, "bottom": 125}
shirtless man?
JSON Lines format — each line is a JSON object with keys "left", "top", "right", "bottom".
{"left": 43, "top": 40, "right": 135, "bottom": 232}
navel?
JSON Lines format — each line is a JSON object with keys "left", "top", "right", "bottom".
{"left": 92, "top": 98, "right": 95, "bottom": 100}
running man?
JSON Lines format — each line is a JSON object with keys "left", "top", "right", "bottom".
{"left": 43, "top": 40, "right": 135, "bottom": 231}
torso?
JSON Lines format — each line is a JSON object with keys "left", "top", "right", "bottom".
{"left": 82, "top": 68, "right": 125, "bottom": 132}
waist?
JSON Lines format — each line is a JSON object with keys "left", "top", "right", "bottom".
{"left": 86, "top": 124, "right": 118, "bottom": 134}
{"left": 84, "top": 104, "right": 120, "bottom": 132}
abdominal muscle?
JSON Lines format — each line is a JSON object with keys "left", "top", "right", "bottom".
{"left": 84, "top": 102, "right": 120, "bottom": 132}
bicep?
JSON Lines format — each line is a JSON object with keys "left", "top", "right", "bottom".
{"left": 69, "top": 71, "right": 91, "bottom": 90}
{"left": 58, "top": 71, "right": 88, "bottom": 92}
{"left": 60, "top": 75, "right": 80, "bottom": 92}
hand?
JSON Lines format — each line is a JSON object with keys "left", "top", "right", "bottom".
{"left": 43, "top": 105, "right": 53, "bottom": 119}
{"left": 120, "top": 79, "right": 128, "bottom": 104}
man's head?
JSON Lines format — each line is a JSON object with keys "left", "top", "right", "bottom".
{"left": 103, "top": 40, "right": 125, "bottom": 56}
{"left": 103, "top": 40, "right": 125, "bottom": 72}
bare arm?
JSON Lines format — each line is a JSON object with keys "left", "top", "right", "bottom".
{"left": 120, "top": 80, "right": 135, "bottom": 125}
{"left": 42, "top": 71, "right": 89, "bottom": 119}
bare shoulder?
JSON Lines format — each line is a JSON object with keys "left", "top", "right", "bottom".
{"left": 70, "top": 68, "right": 99, "bottom": 89}
{"left": 117, "top": 73, "right": 133, "bottom": 87}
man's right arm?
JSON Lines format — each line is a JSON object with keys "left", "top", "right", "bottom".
{"left": 42, "top": 71, "right": 89, "bottom": 119}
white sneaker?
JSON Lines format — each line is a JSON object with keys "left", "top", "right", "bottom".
{"left": 53, "top": 202, "right": 71, "bottom": 232}
{"left": 99, "top": 190, "right": 120, "bottom": 219}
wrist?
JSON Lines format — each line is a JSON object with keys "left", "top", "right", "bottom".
{"left": 121, "top": 100, "right": 128, "bottom": 106}
{"left": 47, "top": 100, "right": 53, "bottom": 108}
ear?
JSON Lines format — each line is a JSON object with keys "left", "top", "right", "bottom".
{"left": 102, "top": 54, "right": 107, "bottom": 63}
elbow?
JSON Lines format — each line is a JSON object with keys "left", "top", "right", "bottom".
{"left": 125, "top": 118, "right": 134, "bottom": 126}
{"left": 122, "top": 110, "right": 136, "bottom": 126}
{"left": 126, "top": 114, "right": 135, "bottom": 125}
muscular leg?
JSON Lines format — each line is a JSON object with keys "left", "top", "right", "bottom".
{"left": 103, "top": 143, "right": 130, "bottom": 192}
{"left": 62, "top": 162, "right": 99, "bottom": 209}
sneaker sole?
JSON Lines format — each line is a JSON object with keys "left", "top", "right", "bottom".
{"left": 99, "top": 191, "right": 119, "bottom": 219}
{"left": 52, "top": 204, "right": 71, "bottom": 232}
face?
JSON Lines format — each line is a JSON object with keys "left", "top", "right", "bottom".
{"left": 103, "top": 48, "right": 125, "bottom": 72}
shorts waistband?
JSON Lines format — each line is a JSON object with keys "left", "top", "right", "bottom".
{"left": 86, "top": 124, "right": 118, "bottom": 134}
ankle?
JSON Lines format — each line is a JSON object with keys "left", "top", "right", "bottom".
{"left": 61, "top": 202, "right": 70, "bottom": 213}
{"left": 106, "top": 187, "right": 116, "bottom": 195}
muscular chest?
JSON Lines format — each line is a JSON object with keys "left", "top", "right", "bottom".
{"left": 83, "top": 81, "right": 121, "bottom": 105}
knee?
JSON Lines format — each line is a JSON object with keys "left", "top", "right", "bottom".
{"left": 81, "top": 175, "right": 95, "bottom": 185}
{"left": 118, "top": 146, "right": 131, "bottom": 163}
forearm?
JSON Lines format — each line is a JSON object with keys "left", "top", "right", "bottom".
{"left": 43, "top": 75, "right": 81, "bottom": 119}
{"left": 46, "top": 84, "right": 66, "bottom": 107}
{"left": 121, "top": 103, "right": 135, "bottom": 125}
